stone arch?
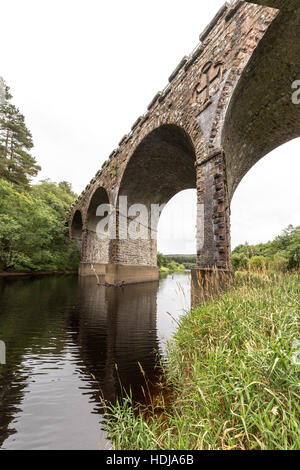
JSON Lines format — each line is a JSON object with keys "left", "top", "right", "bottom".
{"left": 70, "top": 210, "right": 83, "bottom": 252}
{"left": 84, "top": 186, "right": 111, "bottom": 265}
{"left": 115, "top": 123, "right": 197, "bottom": 267}
{"left": 221, "top": 0, "right": 300, "bottom": 201}
{"left": 115, "top": 109, "right": 204, "bottom": 190}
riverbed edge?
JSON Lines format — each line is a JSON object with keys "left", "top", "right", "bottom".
{"left": 0, "top": 270, "right": 77, "bottom": 278}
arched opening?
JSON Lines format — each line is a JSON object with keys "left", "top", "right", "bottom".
{"left": 222, "top": 0, "right": 300, "bottom": 200}
{"left": 71, "top": 210, "right": 83, "bottom": 251}
{"left": 117, "top": 124, "right": 197, "bottom": 267}
{"left": 158, "top": 189, "right": 197, "bottom": 256}
{"left": 221, "top": 1, "right": 300, "bottom": 272}
{"left": 231, "top": 139, "right": 300, "bottom": 250}
{"left": 85, "top": 186, "right": 110, "bottom": 264}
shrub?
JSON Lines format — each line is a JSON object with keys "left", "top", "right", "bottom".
{"left": 248, "top": 255, "right": 267, "bottom": 272}
{"left": 269, "top": 253, "right": 289, "bottom": 273}
{"left": 232, "top": 253, "right": 249, "bottom": 271}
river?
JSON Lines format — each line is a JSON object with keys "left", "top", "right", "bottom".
{"left": 0, "top": 272, "right": 190, "bottom": 450}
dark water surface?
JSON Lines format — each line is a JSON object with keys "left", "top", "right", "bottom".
{"left": 0, "top": 272, "right": 190, "bottom": 450}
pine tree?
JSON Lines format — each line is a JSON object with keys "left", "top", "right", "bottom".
{"left": 0, "top": 77, "right": 41, "bottom": 189}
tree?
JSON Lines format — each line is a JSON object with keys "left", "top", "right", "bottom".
{"left": 0, "top": 77, "right": 41, "bottom": 189}
{"left": 0, "top": 178, "right": 79, "bottom": 272}
{"left": 232, "top": 253, "right": 249, "bottom": 271}
{"left": 0, "top": 78, "right": 80, "bottom": 273}
{"left": 32, "top": 179, "right": 77, "bottom": 218}
{"left": 157, "top": 252, "right": 167, "bottom": 268}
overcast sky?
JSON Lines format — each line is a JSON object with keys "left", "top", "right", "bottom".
{"left": 1, "top": 0, "right": 299, "bottom": 254}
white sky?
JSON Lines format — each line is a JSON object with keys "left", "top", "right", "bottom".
{"left": 0, "top": 0, "right": 299, "bottom": 254}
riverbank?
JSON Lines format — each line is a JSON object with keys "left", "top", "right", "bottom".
{"left": 104, "top": 272, "right": 300, "bottom": 450}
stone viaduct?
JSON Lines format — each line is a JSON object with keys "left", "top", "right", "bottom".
{"left": 68, "top": 0, "right": 300, "bottom": 302}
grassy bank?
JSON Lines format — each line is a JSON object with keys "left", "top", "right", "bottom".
{"left": 104, "top": 272, "right": 300, "bottom": 450}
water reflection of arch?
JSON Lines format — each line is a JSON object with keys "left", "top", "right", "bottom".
{"left": 70, "top": 277, "right": 160, "bottom": 405}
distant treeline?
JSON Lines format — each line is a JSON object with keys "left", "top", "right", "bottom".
{"left": 165, "top": 254, "right": 197, "bottom": 263}
{"left": 0, "top": 77, "right": 79, "bottom": 272}
{"left": 157, "top": 253, "right": 196, "bottom": 271}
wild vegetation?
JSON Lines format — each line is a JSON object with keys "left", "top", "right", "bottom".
{"left": 0, "top": 77, "right": 79, "bottom": 272}
{"left": 232, "top": 225, "right": 300, "bottom": 273}
{"left": 158, "top": 226, "right": 299, "bottom": 275}
{"left": 105, "top": 272, "right": 300, "bottom": 450}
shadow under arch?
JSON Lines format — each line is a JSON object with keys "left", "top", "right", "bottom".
{"left": 84, "top": 186, "right": 111, "bottom": 267}
{"left": 116, "top": 124, "right": 197, "bottom": 267}
{"left": 222, "top": 0, "right": 300, "bottom": 201}
{"left": 70, "top": 210, "right": 83, "bottom": 252}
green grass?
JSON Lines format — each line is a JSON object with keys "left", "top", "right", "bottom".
{"left": 104, "top": 272, "right": 300, "bottom": 450}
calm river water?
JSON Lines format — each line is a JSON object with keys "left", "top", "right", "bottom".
{"left": 0, "top": 272, "right": 190, "bottom": 450}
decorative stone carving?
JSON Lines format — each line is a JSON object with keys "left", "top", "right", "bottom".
{"left": 192, "top": 62, "right": 223, "bottom": 106}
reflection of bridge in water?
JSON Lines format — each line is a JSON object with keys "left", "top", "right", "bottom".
{"left": 0, "top": 274, "right": 173, "bottom": 449}
{"left": 70, "top": 277, "right": 161, "bottom": 405}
